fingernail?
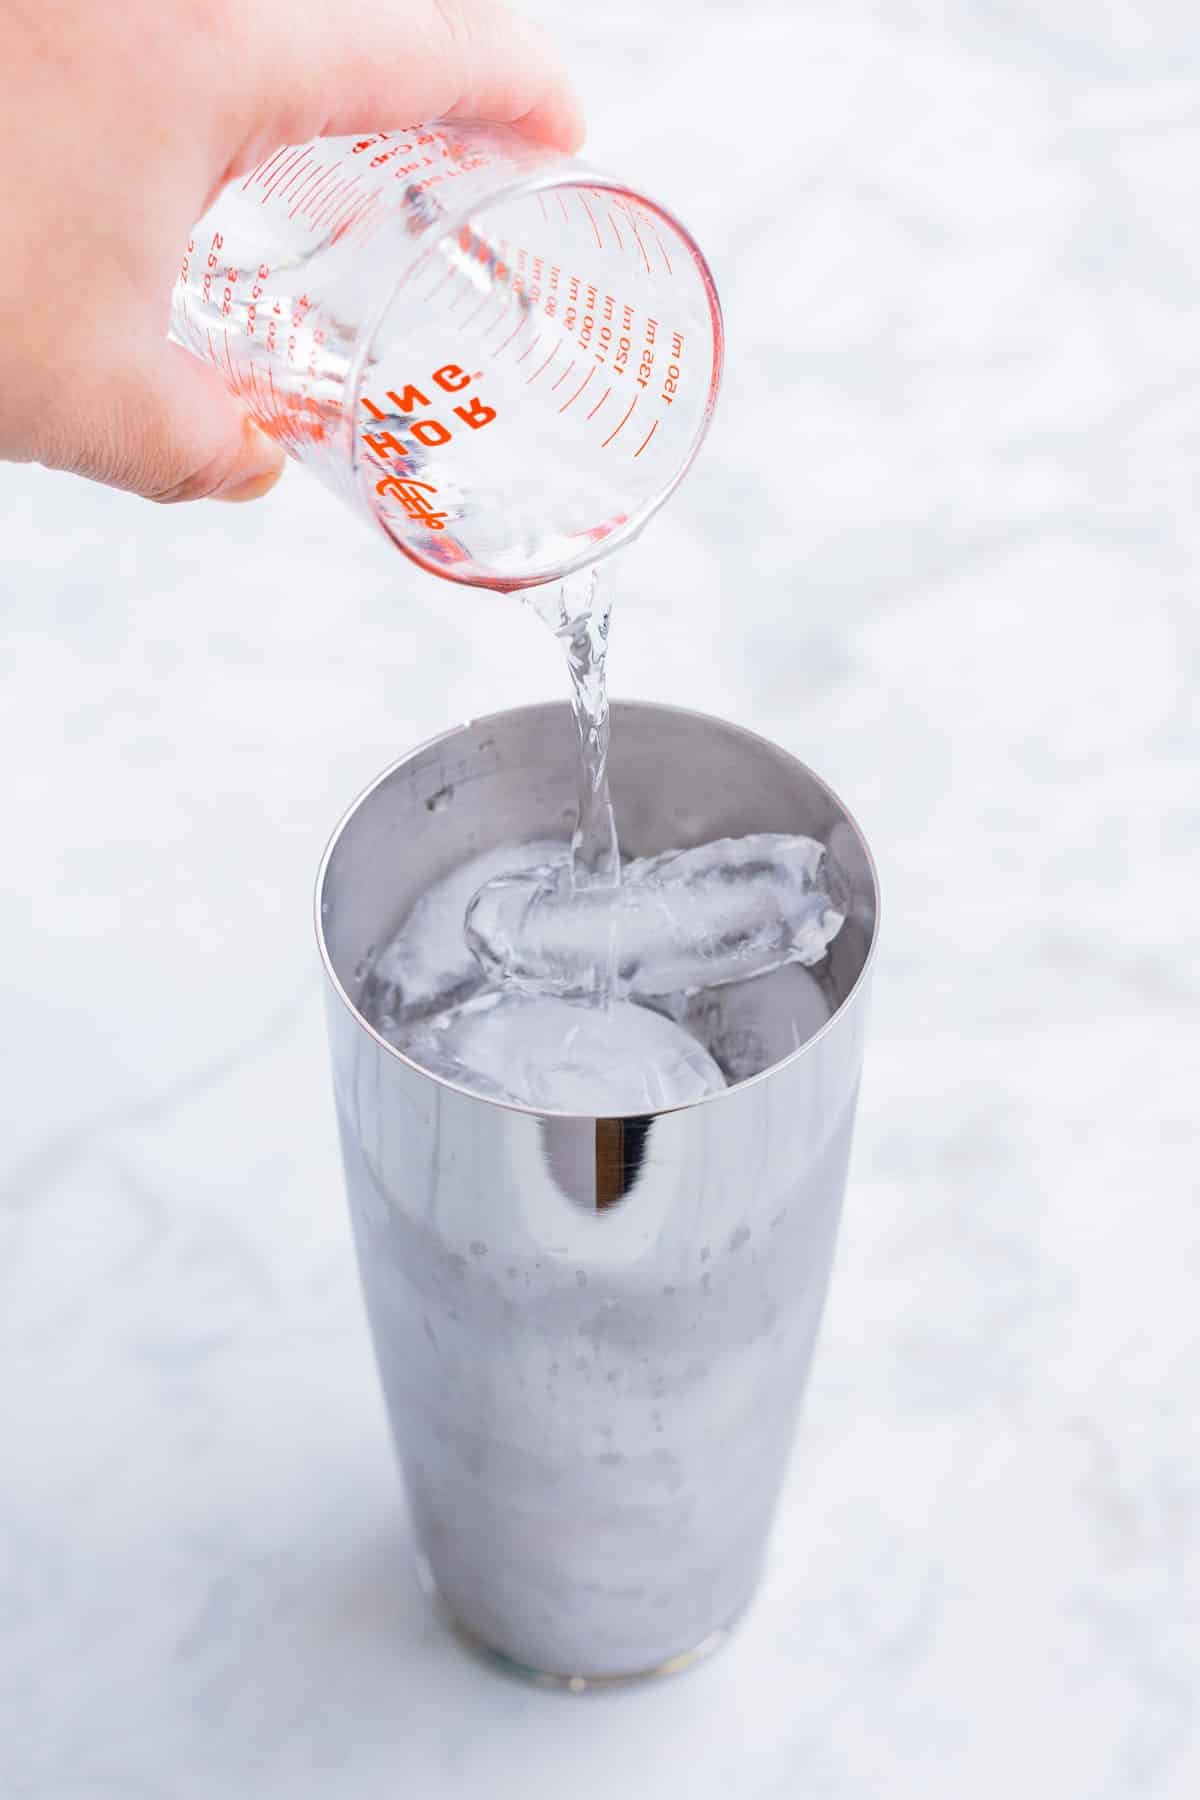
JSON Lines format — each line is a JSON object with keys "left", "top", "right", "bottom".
{"left": 215, "top": 464, "right": 286, "bottom": 503}
{"left": 211, "top": 421, "right": 286, "bottom": 503}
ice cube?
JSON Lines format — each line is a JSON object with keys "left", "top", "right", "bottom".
{"left": 465, "top": 833, "right": 847, "bottom": 1001}
{"left": 655, "top": 963, "right": 833, "bottom": 1084}
{"left": 360, "top": 838, "right": 566, "bottom": 1031}
{"left": 399, "top": 990, "right": 726, "bottom": 1113}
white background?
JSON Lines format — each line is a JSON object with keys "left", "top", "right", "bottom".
{"left": 2, "top": 2, "right": 1198, "bottom": 1793}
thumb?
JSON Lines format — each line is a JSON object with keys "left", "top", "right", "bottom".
{"left": 47, "top": 336, "right": 286, "bottom": 504}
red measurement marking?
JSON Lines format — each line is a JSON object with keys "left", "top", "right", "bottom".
{"left": 331, "top": 191, "right": 363, "bottom": 237}
{"left": 273, "top": 148, "right": 313, "bottom": 200}
{"left": 633, "top": 418, "right": 660, "bottom": 458}
{"left": 515, "top": 333, "right": 543, "bottom": 365}
{"left": 536, "top": 193, "right": 549, "bottom": 220}
{"left": 289, "top": 162, "right": 331, "bottom": 215}
{"left": 259, "top": 160, "right": 294, "bottom": 203}
{"left": 459, "top": 287, "right": 499, "bottom": 331}
{"left": 600, "top": 394, "right": 637, "bottom": 446}
{"left": 245, "top": 146, "right": 286, "bottom": 191}
{"left": 352, "top": 194, "right": 383, "bottom": 239}
{"left": 492, "top": 312, "right": 532, "bottom": 357}
{"left": 303, "top": 167, "right": 340, "bottom": 218}
{"left": 351, "top": 189, "right": 382, "bottom": 234}
{"left": 313, "top": 176, "right": 355, "bottom": 229}
{"left": 649, "top": 222, "right": 674, "bottom": 275}
{"left": 628, "top": 215, "right": 653, "bottom": 275}
{"left": 606, "top": 211, "right": 624, "bottom": 249}
{"left": 310, "top": 178, "right": 345, "bottom": 228}
{"left": 278, "top": 155, "right": 314, "bottom": 200}
{"left": 550, "top": 358, "right": 576, "bottom": 392}
{"left": 482, "top": 301, "right": 518, "bottom": 337}
{"left": 579, "top": 195, "right": 605, "bottom": 250}
{"left": 559, "top": 365, "right": 596, "bottom": 413}
{"left": 326, "top": 180, "right": 365, "bottom": 233}
{"left": 585, "top": 384, "right": 612, "bottom": 420}
{"left": 294, "top": 166, "right": 325, "bottom": 203}
{"left": 262, "top": 147, "right": 306, "bottom": 200}
{"left": 422, "top": 252, "right": 459, "bottom": 305}
{"left": 292, "top": 172, "right": 322, "bottom": 218}
{"left": 558, "top": 193, "right": 570, "bottom": 224}
{"left": 288, "top": 167, "right": 324, "bottom": 217}
{"left": 251, "top": 147, "right": 289, "bottom": 191}
{"left": 446, "top": 273, "right": 479, "bottom": 315}
{"left": 331, "top": 191, "right": 376, "bottom": 243}
{"left": 526, "top": 344, "right": 559, "bottom": 384}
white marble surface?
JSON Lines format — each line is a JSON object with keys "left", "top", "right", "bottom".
{"left": 3, "top": 2, "right": 1199, "bottom": 1793}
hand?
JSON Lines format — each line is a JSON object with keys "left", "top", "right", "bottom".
{"left": 0, "top": 0, "right": 582, "bottom": 503}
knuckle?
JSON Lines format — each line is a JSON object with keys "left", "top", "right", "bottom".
{"left": 145, "top": 443, "right": 235, "bottom": 505}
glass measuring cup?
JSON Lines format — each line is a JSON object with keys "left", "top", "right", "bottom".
{"left": 170, "top": 122, "right": 722, "bottom": 589}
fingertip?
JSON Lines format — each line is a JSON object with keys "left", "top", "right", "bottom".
{"left": 513, "top": 86, "right": 587, "bottom": 155}
{"left": 477, "top": 3, "right": 587, "bottom": 153}
{"left": 212, "top": 461, "right": 286, "bottom": 504}
{"left": 209, "top": 419, "right": 287, "bottom": 503}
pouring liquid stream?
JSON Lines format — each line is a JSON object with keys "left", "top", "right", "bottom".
{"left": 525, "top": 564, "right": 621, "bottom": 1002}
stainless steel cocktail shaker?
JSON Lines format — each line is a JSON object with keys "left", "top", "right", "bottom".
{"left": 317, "top": 701, "right": 878, "bottom": 1682}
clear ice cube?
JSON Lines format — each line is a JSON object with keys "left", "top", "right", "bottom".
{"left": 654, "top": 963, "right": 833, "bottom": 1084}
{"left": 400, "top": 990, "right": 726, "bottom": 1113}
{"left": 465, "top": 833, "right": 847, "bottom": 1001}
{"left": 360, "top": 838, "right": 566, "bottom": 1029}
